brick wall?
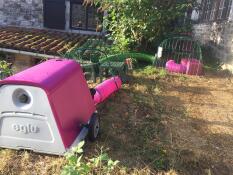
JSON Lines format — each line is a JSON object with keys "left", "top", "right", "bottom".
{"left": 0, "top": 0, "right": 43, "bottom": 28}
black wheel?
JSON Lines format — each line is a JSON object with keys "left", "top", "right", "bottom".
{"left": 88, "top": 113, "right": 100, "bottom": 142}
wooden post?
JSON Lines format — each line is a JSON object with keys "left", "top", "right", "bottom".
{"left": 11, "top": 54, "right": 36, "bottom": 74}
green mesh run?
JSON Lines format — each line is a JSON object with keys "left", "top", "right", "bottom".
{"left": 62, "top": 38, "right": 155, "bottom": 65}
{"left": 155, "top": 36, "right": 203, "bottom": 67}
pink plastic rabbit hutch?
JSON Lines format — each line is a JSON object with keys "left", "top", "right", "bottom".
{"left": 0, "top": 59, "right": 97, "bottom": 155}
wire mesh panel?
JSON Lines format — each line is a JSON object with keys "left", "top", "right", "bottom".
{"left": 61, "top": 46, "right": 110, "bottom": 82}
{"left": 155, "top": 36, "right": 203, "bottom": 76}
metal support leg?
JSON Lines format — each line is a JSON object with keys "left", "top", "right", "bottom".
{"left": 100, "top": 67, "right": 103, "bottom": 82}
{"left": 91, "top": 66, "right": 96, "bottom": 83}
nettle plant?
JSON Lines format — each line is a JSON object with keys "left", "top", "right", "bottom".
{"left": 61, "top": 141, "right": 119, "bottom": 175}
{"left": 0, "top": 60, "right": 12, "bottom": 79}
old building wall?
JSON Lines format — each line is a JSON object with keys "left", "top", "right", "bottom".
{"left": 193, "top": 22, "right": 233, "bottom": 71}
{"left": 192, "top": 1, "right": 233, "bottom": 72}
{"left": 0, "top": 0, "right": 43, "bottom": 28}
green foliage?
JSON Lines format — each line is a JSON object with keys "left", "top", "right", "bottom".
{"left": 141, "top": 66, "right": 158, "bottom": 75}
{"left": 158, "top": 69, "right": 167, "bottom": 79}
{"left": 178, "top": 75, "right": 188, "bottom": 82}
{"left": 0, "top": 60, "right": 12, "bottom": 79}
{"left": 140, "top": 66, "right": 167, "bottom": 78}
{"left": 61, "top": 141, "right": 119, "bottom": 175}
{"left": 94, "top": 0, "right": 197, "bottom": 51}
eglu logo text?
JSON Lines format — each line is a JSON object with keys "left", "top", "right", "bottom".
{"left": 12, "top": 124, "right": 39, "bottom": 134}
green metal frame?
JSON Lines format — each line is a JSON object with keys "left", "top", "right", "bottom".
{"left": 61, "top": 47, "right": 108, "bottom": 83}
{"left": 156, "top": 36, "right": 203, "bottom": 67}
{"left": 74, "top": 48, "right": 108, "bottom": 83}
{"left": 62, "top": 38, "right": 129, "bottom": 83}
{"left": 99, "top": 61, "right": 127, "bottom": 82}
{"left": 61, "top": 39, "right": 158, "bottom": 82}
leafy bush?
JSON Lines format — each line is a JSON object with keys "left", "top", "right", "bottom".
{"left": 93, "top": 0, "right": 197, "bottom": 51}
{"left": 0, "top": 60, "right": 12, "bottom": 79}
{"left": 61, "top": 141, "right": 119, "bottom": 175}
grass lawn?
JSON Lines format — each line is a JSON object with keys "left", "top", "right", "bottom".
{"left": 0, "top": 66, "right": 233, "bottom": 175}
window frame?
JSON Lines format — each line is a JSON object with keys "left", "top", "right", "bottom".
{"left": 70, "top": 0, "right": 103, "bottom": 32}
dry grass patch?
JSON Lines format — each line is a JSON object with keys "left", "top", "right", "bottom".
{"left": 0, "top": 66, "right": 232, "bottom": 175}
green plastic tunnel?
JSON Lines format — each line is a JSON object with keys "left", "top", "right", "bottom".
{"left": 100, "top": 52, "right": 156, "bottom": 65}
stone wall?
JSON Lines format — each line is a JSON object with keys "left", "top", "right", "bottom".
{"left": 193, "top": 22, "right": 233, "bottom": 72}
{"left": 0, "top": 0, "right": 43, "bottom": 28}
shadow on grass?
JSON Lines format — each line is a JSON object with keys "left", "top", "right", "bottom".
{"left": 86, "top": 73, "right": 187, "bottom": 173}
{"left": 0, "top": 66, "right": 232, "bottom": 175}
{"left": 175, "top": 117, "right": 233, "bottom": 175}
{"left": 85, "top": 70, "right": 233, "bottom": 175}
